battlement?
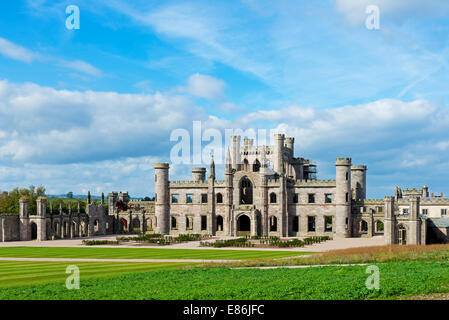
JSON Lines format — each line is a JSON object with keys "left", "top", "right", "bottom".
{"left": 351, "top": 165, "right": 367, "bottom": 171}
{"left": 361, "top": 199, "right": 384, "bottom": 205}
{"left": 169, "top": 181, "right": 208, "bottom": 188}
{"left": 154, "top": 163, "right": 169, "bottom": 169}
{"left": 336, "top": 157, "right": 352, "bottom": 166}
{"left": 421, "top": 198, "right": 449, "bottom": 205}
{"left": 294, "top": 179, "right": 336, "bottom": 187}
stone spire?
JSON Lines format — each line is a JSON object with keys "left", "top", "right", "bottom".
{"left": 59, "top": 201, "right": 63, "bottom": 215}
{"left": 101, "top": 192, "right": 105, "bottom": 205}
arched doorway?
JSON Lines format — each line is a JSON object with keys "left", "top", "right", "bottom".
{"left": 31, "top": 222, "right": 37, "bottom": 240}
{"left": 237, "top": 214, "right": 251, "bottom": 236}
{"left": 360, "top": 220, "right": 368, "bottom": 233}
{"left": 375, "top": 220, "right": 384, "bottom": 234}
{"left": 120, "top": 218, "right": 128, "bottom": 232}
{"left": 216, "top": 216, "right": 224, "bottom": 232}
{"left": 240, "top": 177, "right": 253, "bottom": 204}
{"left": 94, "top": 220, "right": 100, "bottom": 233}
{"left": 398, "top": 224, "right": 407, "bottom": 245}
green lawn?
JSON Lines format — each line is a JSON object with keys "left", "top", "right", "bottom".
{"left": 1, "top": 262, "right": 449, "bottom": 300}
{"left": 0, "top": 246, "right": 310, "bottom": 260}
{"left": 0, "top": 260, "right": 196, "bottom": 288}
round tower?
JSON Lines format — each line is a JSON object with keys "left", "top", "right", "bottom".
{"left": 285, "top": 137, "right": 294, "bottom": 157}
{"left": 351, "top": 165, "right": 367, "bottom": 201}
{"left": 335, "top": 158, "right": 352, "bottom": 238}
{"left": 192, "top": 167, "right": 206, "bottom": 182}
{"left": 154, "top": 163, "right": 170, "bottom": 234}
{"left": 274, "top": 133, "right": 285, "bottom": 174}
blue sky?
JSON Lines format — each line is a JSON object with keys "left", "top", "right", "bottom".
{"left": 0, "top": 0, "right": 449, "bottom": 198}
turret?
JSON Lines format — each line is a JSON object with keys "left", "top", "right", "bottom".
{"left": 285, "top": 137, "right": 294, "bottom": 157}
{"left": 351, "top": 165, "right": 367, "bottom": 201}
{"left": 19, "top": 196, "right": 29, "bottom": 218}
{"left": 335, "top": 158, "right": 352, "bottom": 238}
{"left": 384, "top": 196, "right": 395, "bottom": 244}
{"left": 108, "top": 192, "right": 117, "bottom": 215}
{"left": 192, "top": 167, "right": 206, "bottom": 182}
{"left": 274, "top": 134, "right": 285, "bottom": 174}
{"left": 154, "top": 163, "right": 170, "bottom": 234}
{"left": 231, "top": 135, "right": 241, "bottom": 171}
{"left": 422, "top": 186, "right": 429, "bottom": 198}
{"left": 19, "top": 196, "right": 30, "bottom": 241}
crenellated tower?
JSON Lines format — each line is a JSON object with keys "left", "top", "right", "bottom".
{"left": 335, "top": 158, "right": 352, "bottom": 238}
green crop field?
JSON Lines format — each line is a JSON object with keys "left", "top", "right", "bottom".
{"left": 0, "top": 246, "right": 310, "bottom": 260}
{"left": 2, "top": 262, "right": 449, "bottom": 300}
{"left": 0, "top": 260, "right": 196, "bottom": 288}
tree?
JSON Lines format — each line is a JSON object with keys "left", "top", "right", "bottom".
{"left": 67, "top": 192, "right": 73, "bottom": 199}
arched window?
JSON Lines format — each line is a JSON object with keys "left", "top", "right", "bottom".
{"left": 253, "top": 159, "right": 261, "bottom": 172}
{"left": 171, "top": 216, "right": 177, "bottom": 229}
{"left": 240, "top": 177, "right": 253, "bottom": 204}
{"left": 269, "top": 216, "right": 278, "bottom": 232}
{"left": 243, "top": 159, "right": 249, "bottom": 171}
{"left": 216, "top": 193, "right": 223, "bottom": 203}
{"left": 216, "top": 216, "right": 224, "bottom": 232}
{"left": 270, "top": 192, "right": 277, "bottom": 203}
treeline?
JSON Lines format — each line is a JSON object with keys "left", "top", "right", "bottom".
{"left": 0, "top": 186, "right": 46, "bottom": 215}
{"left": 0, "top": 186, "right": 108, "bottom": 215}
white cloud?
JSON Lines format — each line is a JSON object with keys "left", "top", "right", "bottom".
{"left": 57, "top": 59, "right": 103, "bottom": 78}
{"left": 185, "top": 73, "right": 226, "bottom": 101}
{"left": 0, "top": 80, "right": 205, "bottom": 164}
{"left": 0, "top": 37, "right": 37, "bottom": 63}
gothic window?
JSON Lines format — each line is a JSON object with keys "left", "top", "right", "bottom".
{"left": 253, "top": 159, "right": 261, "bottom": 172}
{"left": 240, "top": 177, "right": 253, "bottom": 204}
{"left": 270, "top": 192, "right": 277, "bottom": 203}
{"left": 216, "top": 193, "right": 223, "bottom": 203}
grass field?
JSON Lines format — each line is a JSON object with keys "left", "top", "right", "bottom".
{"left": 0, "top": 246, "right": 310, "bottom": 260}
{"left": 1, "top": 262, "right": 449, "bottom": 300}
{"left": 0, "top": 260, "right": 196, "bottom": 288}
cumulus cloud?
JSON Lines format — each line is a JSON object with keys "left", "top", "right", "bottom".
{"left": 185, "top": 73, "right": 226, "bottom": 101}
{"left": 0, "top": 80, "right": 205, "bottom": 165}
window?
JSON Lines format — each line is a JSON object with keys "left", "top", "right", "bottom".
{"left": 269, "top": 216, "right": 278, "bottom": 232}
{"left": 422, "top": 209, "right": 428, "bottom": 215}
{"left": 308, "top": 194, "right": 315, "bottom": 204}
{"left": 171, "top": 194, "right": 178, "bottom": 203}
{"left": 201, "top": 194, "right": 208, "bottom": 203}
{"left": 403, "top": 209, "right": 409, "bottom": 215}
{"left": 345, "top": 192, "right": 349, "bottom": 202}
{"left": 346, "top": 172, "right": 349, "bottom": 180}
{"left": 186, "top": 216, "right": 191, "bottom": 229}
{"left": 345, "top": 217, "right": 349, "bottom": 230}
{"left": 270, "top": 193, "right": 277, "bottom": 203}
{"left": 442, "top": 209, "right": 447, "bottom": 216}
{"left": 325, "top": 216, "right": 332, "bottom": 232}
{"left": 293, "top": 193, "right": 299, "bottom": 204}
{"left": 186, "top": 194, "right": 193, "bottom": 203}
{"left": 293, "top": 216, "right": 299, "bottom": 232}
{"left": 216, "top": 193, "right": 223, "bottom": 203}
{"left": 171, "top": 216, "right": 177, "bottom": 229}
{"left": 307, "top": 216, "right": 316, "bottom": 232}
{"left": 325, "top": 194, "right": 332, "bottom": 204}
{"left": 377, "top": 206, "right": 383, "bottom": 213}
{"left": 201, "top": 216, "right": 207, "bottom": 230}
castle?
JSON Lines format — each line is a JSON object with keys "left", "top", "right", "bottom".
{"left": 1, "top": 134, "right": 449, "bottom": 245}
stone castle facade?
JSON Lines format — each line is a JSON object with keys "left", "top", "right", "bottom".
{"left": 2, "top": 134, "right": 449, "bottom": 245}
